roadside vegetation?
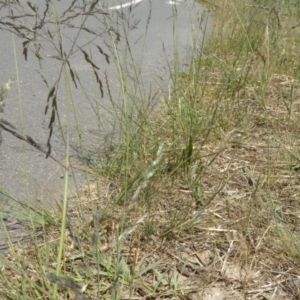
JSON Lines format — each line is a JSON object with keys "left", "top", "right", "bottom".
{"left": 1, "top": 0, "right": 300, "bottom": 299}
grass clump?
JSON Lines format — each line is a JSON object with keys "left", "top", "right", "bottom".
{"left": 2, "top": 0, "right": 300, "bottom": 299}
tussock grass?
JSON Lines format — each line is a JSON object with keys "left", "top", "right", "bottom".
{"left": 1, "top": 0, "right": 300, "bottom": 299}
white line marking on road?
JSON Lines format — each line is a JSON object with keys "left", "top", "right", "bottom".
{"left": 109, "top": 0, "right": 143, "bottom": 10}
{"left": 165, "top": 1, "right": 178, "bottom": 4}
{"left": 165, "top": 0, "right": 184, "bottom": 4}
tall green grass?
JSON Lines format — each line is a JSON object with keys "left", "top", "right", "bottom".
{"left": 1, "top": 0, "right": 300, "bottom": 299}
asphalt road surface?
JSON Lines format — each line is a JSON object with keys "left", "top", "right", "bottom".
{"left": 0, "top": 0, "right": 211, "bottom": 212}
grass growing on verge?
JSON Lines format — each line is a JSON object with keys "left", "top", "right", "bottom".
{"left": 1, "top": 0, "right": 300, "bottom": 299}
